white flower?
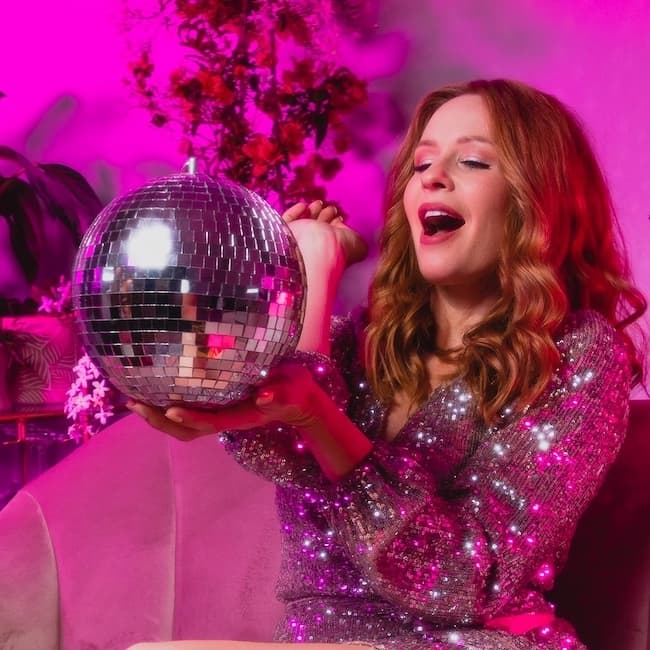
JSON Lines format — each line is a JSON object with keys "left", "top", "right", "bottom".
{"left": 38, "top": 297, "right": 56, "bottom": 314}
{"left": 66, "top": 382, "right": 81, "bottom": 398}
{"left": 67, "top": 423, "right": 83, "bottom": 443}
{"left": 66, "top": 353, "right": 115, "bottom": 440}
{"left": 93, "top": 405, "right": 115, "bottom": 425}
{"left": 91, "top": 379, "right": 109, "bottom": 400}
{"left": 39, "top": 277, "right": 73, "bottom": 315}
{"left": 72, "top": 355, "right": 101, "bottom": 388}
{"left": 64, "top": 393, "right": 92, "bottom": 419}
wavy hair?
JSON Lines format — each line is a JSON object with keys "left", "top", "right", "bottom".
{"left": 365, "top": 79, "right": 646, "bottom": 423}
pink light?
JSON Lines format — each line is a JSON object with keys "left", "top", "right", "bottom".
{"left": 206, "top": 334, "right": 236, "bottom": 358}
{"left": 276, "top": 290, "right": 292, "bottom": 306}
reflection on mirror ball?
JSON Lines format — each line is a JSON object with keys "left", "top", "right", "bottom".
{"left": 71, "top": 172, "right": 306, "bottom": 409}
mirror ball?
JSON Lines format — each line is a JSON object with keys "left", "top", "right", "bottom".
{"left": 71, "top": 172, "right": 306, "bottom": 409}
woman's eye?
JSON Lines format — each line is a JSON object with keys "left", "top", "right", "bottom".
{"left": 460, "top": 158, "right": 490, "bottom": 169}
{"left": 413, "top": 162, "right": 431, "bottom": 173}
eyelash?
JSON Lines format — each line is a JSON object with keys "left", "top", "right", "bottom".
{"left": 461, "top": 159, "right": 490, "bottom": 169}
{"left": 413, "top": 159, "right": 491, "bottom": 172}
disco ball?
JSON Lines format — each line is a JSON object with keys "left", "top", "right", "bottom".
{"left": 71, "top": 171, "right": 306, "bottom": 409}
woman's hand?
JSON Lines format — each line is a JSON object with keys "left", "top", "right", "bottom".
{"left": 126, "top": 363, "right": 324, "bottom": 443}
{"left": 282, "top": 201, "right": 368, "bottom": 356}
{"left": 282, "top": 200, "right": 368, "bottom": 268}
{"left": 126, "top": 361, "right": 373, "bottom": 481}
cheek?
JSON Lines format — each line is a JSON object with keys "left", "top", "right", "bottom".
{"left": 480, "top": 206, "right": 508, "bottom": 259}
{"left": 467, "top": 183, "right": 508, "bottom": 254}
{"left": 479, "top": 183, "right": 509, "bottom": 229}
{"left": 402, "top": 179, "right": 420, "bottom": 224}
{"left": 402, "top": 181, "right": 420, "bottom": 229}
{"left": 402, "top": 180, "right": 415, "bottom": 210}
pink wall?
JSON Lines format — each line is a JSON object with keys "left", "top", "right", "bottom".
{"left": 1, "top": 0, "right": 648, "bottom": 345}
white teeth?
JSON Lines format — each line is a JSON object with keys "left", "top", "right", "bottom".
{"left": 424, "top": 210, "right": 453, "bottom": 218}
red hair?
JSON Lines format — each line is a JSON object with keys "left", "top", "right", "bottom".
{"left": 365, "top": 79, "right": 646, "bottom": 423}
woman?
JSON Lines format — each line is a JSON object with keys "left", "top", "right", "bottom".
{"left": 127, "top": 79, "right": 646, "bottom": 649}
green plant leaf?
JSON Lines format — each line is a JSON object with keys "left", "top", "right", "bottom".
{"left": 38, "top": 163, "right": 103, "bottom": 241}
{"left": 0, "top": 146, "right": 31, "bottom": 169}
{"left": 0, "top": 146, "right": 102, "bottom": 245}
{"left": 0, "top": 175, "right": 43, "bottom": 281}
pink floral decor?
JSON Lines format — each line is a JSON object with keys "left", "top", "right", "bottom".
{"left": 37, "top": 278, "right": 115, "bottom": 441}
{"left": 124, "top": 0, "right": 368, "bottom": 207}
{"left": 64, "top": 354, "right": 116, "bottom": 442}
{"left": 34, "top": 276, "right": 73, "bottom": 315}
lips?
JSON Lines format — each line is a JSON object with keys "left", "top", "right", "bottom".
{"left": 418, "top": 204, "right": 465, "bottom": 236}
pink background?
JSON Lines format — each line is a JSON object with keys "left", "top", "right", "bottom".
{"left": 1, "top": 0, "right": 648, "bottom": 341}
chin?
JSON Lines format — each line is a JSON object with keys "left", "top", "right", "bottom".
{"left": 417, "top": 267, "right": 456, "bottom": 286}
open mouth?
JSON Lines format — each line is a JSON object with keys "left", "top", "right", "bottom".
{"left": 419, "top": 208, "right": 465, "bottom": 236}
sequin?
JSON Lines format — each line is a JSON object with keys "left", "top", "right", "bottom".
{"left": 220, "top": 310, "right": 630, "bottom": 649}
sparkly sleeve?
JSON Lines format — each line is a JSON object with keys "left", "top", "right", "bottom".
{"left": 325, "top": 311, "right": 631, "bottom": 623}
{"left": 218, "top": 318, "right": 357, "bottom": 488}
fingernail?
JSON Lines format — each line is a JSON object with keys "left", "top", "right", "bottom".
{"left": 166, "top": 411, "right": 184, "bottom": 423}
{"left": 256, "top": 390, "right": 274, "bottom": 405}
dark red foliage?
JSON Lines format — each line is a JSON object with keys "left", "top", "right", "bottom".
{"left": 126, "top": 0, "right": 367, "bottom": 208}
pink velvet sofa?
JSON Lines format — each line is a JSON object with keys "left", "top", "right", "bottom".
{"left": 0, "top": 401, "right": 648, "bottom": 650}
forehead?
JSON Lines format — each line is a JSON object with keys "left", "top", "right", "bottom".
{"left": 420, "top": 94, "right": 493, "bottom": 141}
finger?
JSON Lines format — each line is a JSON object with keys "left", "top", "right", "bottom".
{"left": 254, "top": 388, "right": 275, "bottom": 407}
{"left": 308, "top": 199, "right": 324, "bottom": 218}
{"left": 252, "top": 377, "right": 322, "bottom": 428}
{"left": 316, "top": 204, "right": 339, "bottom": 222}
{"left": 282, "top": 202, "right": 307, "bottom": 223}
{"left": 126, "top": 401, "right": 204, "bottom": 441}
{"left": 165, "top": 398, "right": 268, "bottom": 432}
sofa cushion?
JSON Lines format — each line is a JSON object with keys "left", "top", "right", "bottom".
{"left": 552, "top": 400, "right": 650, "bottom": 650}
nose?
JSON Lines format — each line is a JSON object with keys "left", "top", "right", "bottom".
{"left": 421, "top": 161, "right": 452, "bottom": 190}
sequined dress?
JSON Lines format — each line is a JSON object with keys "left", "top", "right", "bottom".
{"left": 220, "top": 309, "right": 630, "bottom": 649}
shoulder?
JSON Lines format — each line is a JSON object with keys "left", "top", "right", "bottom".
{"left": 551, "top": 309, "right": 631, "bottom": 401}
{"left": 556, "top": 309, "right": 625, "bottom": 359}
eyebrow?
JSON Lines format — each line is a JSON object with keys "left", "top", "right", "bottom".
{"left": 416, "top": 135, "right": 494, "bottom": 147}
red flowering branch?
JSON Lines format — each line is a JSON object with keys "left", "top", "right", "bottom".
{"left": 125, "top": 0, "right": 367, "bottom": 208}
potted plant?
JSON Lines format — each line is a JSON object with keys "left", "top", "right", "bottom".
{"left": 0, "top": 146, "right": 103, "bottom": 410}
{"left": 0, "top": 145, "right": 102, "bottom": 310}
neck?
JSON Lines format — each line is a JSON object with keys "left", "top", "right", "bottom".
{"left": 431, "top": 276, "right": 501, "bottom": 350}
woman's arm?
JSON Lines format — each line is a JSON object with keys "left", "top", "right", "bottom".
{"left": 249, "top": 363, "right": 373, "bottom": 482}
{"left": 283, "top": 201, "right": 367, "bottom": 356}
{"left": 320, "top": 311, "right": 631, "bottom": 624}
{"left": 126, "top": 353, "right": 357, "bottom": 487}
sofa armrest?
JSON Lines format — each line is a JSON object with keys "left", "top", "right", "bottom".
{"left": 0, "top": 490, "right": 59, "bottom": 649}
